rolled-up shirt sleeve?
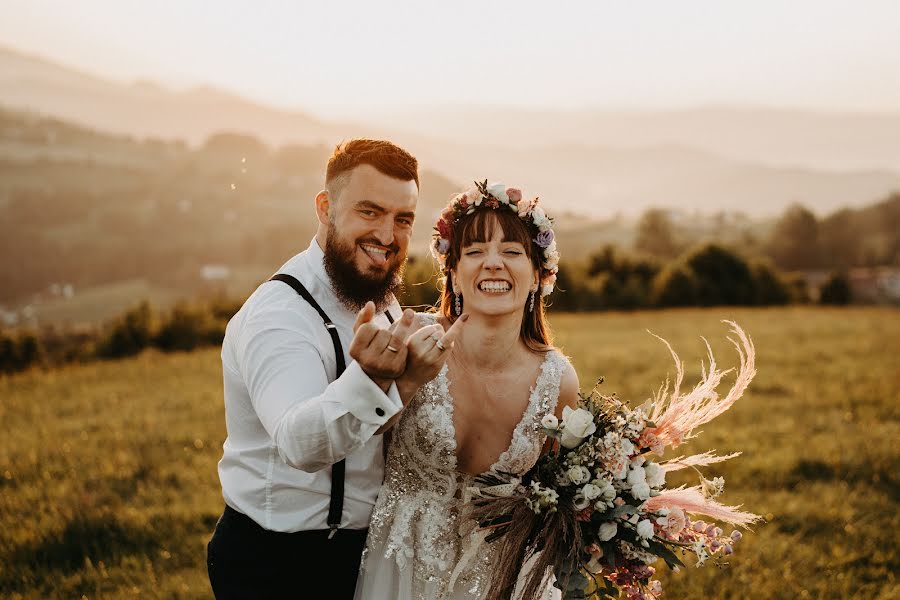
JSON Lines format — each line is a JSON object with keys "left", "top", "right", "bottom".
{"left": 237, "top": 302, "right": 402, "bottom": 473}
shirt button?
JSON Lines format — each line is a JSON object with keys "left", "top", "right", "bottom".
{"left": 375, "top": 407, "right": 385, "bottom": 417}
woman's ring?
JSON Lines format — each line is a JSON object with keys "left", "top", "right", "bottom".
{"left": 387, "top": 345, "right": 399, "bottom": 353}
{"left": 435, "top": 339, "right": 446, "bottom": 351}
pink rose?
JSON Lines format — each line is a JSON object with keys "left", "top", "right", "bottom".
{"left": 506, "top": 187, "right": 522, "bottom": 203}
{"left": 637, "top": 431, "right": 665, "bottom": 455}
{"left": 516, "top": 198, "right": 530, "bottom": 217}
{"left": 663, "top": 507, "right": 686, "bottom": 537}
{"left": 437, "top": 218, "right": 452, "bottom": 239}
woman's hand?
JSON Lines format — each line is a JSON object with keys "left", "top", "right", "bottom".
{"left": 397, "top": 315, "right": 468, "bottom": 401}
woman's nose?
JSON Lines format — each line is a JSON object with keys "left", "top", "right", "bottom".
{"left": 483, "top": 250, "right": 504, "bottom": 269}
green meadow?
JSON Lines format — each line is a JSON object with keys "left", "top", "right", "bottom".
{"left": 1, "top": 307, "right": 897, "bottom": 599}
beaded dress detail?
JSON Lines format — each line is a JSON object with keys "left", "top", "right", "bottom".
{"left": 355, "top": 313, "right": 567, "bottom": 600}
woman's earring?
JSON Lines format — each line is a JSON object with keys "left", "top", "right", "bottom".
{"left": 528, "top": 290, "right": 536, "bottom": 313}
{"left": 455, "top": 292, "right": 462, "bottom": 316}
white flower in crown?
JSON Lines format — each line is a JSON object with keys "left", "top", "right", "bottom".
{"left": 487, "top": 182, "right": 510, "bottom": 203}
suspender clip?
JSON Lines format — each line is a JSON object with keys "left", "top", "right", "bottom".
{"left": 327, "top": 524, "right": 339, "bottom": 540}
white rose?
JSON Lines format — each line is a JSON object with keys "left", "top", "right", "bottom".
{"left": 619, "top": 438, "right": 635, "bottom": 457}
{"left": 544, "top": 251, "right": 560, "bottom": 270}
{"left": 541, "top": 283, "right": 554, "bottom": 297}
{"left": 597, "top": 522, "right": 618, "bottom": 542}
{"left": 644, "top": 462, "right": 666, "bottom": 488}
{"left": 636, "top": 519, "right": 655, "bottom": 539}
{"left": 581, "top": 483, "right": 601, "bottom": 500}
{"left": 567, "top": 465, "right": 591, "bottom": 485}
{"left": 559, "top": 406, "right": 597, "bottom": 449}
{"left": 487, "top": 182, "right": 508, "bottom": 203}
{"left": 532, "top": 212, "right": 551, "bottom": 230}
{"left": 541, "top": 414, "right": 559, "bottom": 430}
{"left": 596, "top": 479, "right": 616, "bottom": 502}
{"left": 631, "top": 481, "right": 651, "bottom": 500}
{"left": 572, "top": 493, "right": 591, "bottom": 510}
{"left": 627, "top": 466, "right": 646, "bottom": 486}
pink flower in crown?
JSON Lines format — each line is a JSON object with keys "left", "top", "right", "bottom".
{"left": 506, "top": 187, "right": 522, "bottom": 203}
{"left": 441, "top": 206, "right": 456, "bottom": 224}
{"left": 457, "top": 193, "right": 470, "bottom": 210}
{"left": 485, "top": 197, "right": 500, "bottom": 209}
{"left": 437, "top": 218, "right": 453, "bottom": 240}
{"left": 516, "top": 198, "right": 531, "bottom": 217}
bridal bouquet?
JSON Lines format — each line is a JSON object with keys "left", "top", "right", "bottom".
{"left": 469, "top": 321, "right": 761, "bottom": 600}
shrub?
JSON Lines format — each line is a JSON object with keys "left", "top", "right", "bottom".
{"left": 819, "top": 272, "right": 852, "bottom": 305}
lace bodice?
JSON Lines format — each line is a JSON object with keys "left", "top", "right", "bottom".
{"left": 363, "top": 313, "right": 568, "bottom": 599}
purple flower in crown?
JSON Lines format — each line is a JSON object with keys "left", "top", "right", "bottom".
{"left": 535, "top": 229, "right": 555, "bottom": 249}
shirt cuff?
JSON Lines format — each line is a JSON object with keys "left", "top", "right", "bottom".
{"left": 336, "top": 361, "right": 403, "bottom": 426}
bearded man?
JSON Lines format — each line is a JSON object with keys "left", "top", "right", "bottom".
{"left": 206, "top": 139, "right": 421, "bottom": 599}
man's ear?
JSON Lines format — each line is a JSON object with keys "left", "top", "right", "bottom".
{"left": 315, "top": 190, "right": 331, "bottom": 226}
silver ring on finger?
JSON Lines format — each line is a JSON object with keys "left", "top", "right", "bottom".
{"left": 387, "top": 345, "right": 399, "bottom": 353}
{"left": 435, "top": 339, "right": 446, "bottom": 351}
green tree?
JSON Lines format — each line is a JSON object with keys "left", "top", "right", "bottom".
{"left": 767, "top": 203, "right": 821, "bottom": 270}
{"left": 683, "top": 243, "right": 755, "bottom": 306}
{"left": 750, "top": 260, "right": 791, "bottom": 305}
{"left": 98, "top": 301, "right": 154, "bottom": 358}
{"left": 819, "top": 272, "right": 852, "bottom": 305}
{"left": 652, "top": 263, "right": 699, "bottom": 307}
{"left": 634, "top": 208, "right": 680, "bottom": 259}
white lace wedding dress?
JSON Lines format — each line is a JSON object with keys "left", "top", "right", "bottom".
{"left": 355, "top": 315, "right": 567, "bottom": 600}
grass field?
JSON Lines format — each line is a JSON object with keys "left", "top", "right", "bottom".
{"left": 1, "top": 307, "right": 897, "bottom": 599}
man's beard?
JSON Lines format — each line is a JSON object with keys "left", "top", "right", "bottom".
{"left": 323, "top": 225, "right": 405, "bottom": 312}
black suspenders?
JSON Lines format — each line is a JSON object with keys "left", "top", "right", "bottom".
{"left": 268, "top": 273, "right": 394, "bottom": 538}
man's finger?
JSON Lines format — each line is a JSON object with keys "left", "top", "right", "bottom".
{"left": 438, "top": 313, "right": 468, "bottom": 350}
{"left": 353, "top": 301, "right": 376, "bottom": 334}
{"left": 369, "top": 328, "right": 394, "bottom": 353}
{"left": 390, "top": 308, "right": 417, "bottom": 343}
{"left": 350, "top": 322, "right": 379, "bottom": 354}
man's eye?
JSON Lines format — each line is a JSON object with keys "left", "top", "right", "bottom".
{"left": 360, "top": 210, "right": 376, "bottom": 217}
{"left": 397, "top": 218, "right": 413, "bottom": 226}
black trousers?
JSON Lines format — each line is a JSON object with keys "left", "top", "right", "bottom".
{"left": 206, "top": 505, "right": 368, "bottom": 600}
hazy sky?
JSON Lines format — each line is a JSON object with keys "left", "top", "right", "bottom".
{"left": 2, "top": 0, "right": 900, "bottom": 118}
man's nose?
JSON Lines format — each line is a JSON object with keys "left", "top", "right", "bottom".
{"left": 373, "top": 217, "right": 394, "bottom": 246}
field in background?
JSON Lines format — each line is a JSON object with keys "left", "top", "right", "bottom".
{"left": 0, "top": 307, "right": 897, "bottom": 599}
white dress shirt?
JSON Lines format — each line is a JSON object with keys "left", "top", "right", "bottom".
{"left": 217, "top": 238, "right": 404, "bottom": 532}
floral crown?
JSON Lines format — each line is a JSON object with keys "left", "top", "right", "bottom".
{"left": 431, "top": 180, "right": 560, "bottom": 296}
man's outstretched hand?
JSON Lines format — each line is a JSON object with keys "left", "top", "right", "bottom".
{"left": 349, "top": 303, "right": 413, "bottom": 381}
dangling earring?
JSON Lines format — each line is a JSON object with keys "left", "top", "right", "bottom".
{"left": 455, "top": 292, "right": 462, "bottom": 316}
{"left": 528, "top": 290, "right": 536, "bottom": 313}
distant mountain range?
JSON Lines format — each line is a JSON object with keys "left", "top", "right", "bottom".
{"left": 2, "top": 44, "right": 899, "bottom": 217}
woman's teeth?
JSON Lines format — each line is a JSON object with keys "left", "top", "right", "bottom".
{"left": 478, "top": 281, "right": 510, "bottom": 293}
